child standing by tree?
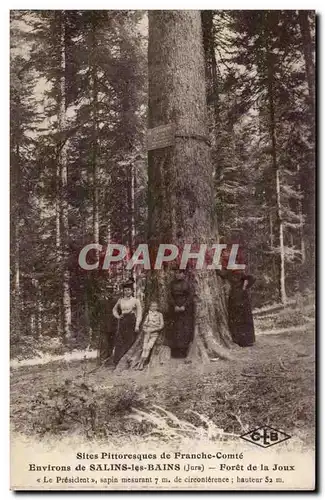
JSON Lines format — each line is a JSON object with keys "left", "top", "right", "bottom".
{"left": 137, "top": 302, "right": 164, "bottom": 370}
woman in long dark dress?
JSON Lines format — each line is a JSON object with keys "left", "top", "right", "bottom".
{"left": 112, "top": 282, "right": 142, "bottom": 365}
{"left": 217, "top": 269, "right": 256, "bottom": 347}
{"left": 166, "top": 270, "right": 194, "bottom": 358}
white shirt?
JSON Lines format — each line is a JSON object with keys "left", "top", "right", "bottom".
{"left": 112, "top": 296, "right": 142, "bottom": 329}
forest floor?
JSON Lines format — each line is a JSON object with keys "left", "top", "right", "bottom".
{"left": 10, "top": 296, "right": 315, "bottom": 450}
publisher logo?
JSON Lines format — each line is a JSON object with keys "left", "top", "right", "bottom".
{"left": 240, "top": 426, "right": 291, "bottom": 448}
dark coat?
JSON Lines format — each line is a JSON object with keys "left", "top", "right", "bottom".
{"left": 166, "top": 278, "right": 194, "bottom": 350}
{"left": 217, "top": 270, "right": 255, "bottom": 347}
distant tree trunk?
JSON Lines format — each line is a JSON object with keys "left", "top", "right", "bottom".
{"left": 298, "top": 10, "right": 315, "bottom": 286}
{"left": 57, "top": 11, "right": 72, "bottom": 340}
{"left": 118, "top": 11, "right": 232, "bottom": 369}
{"left": 80, "top": 25, "right": 101, "bottom": 348}
{"left": 296, "top": 164, "right": 306, "bottom": 265}
{"left": 80, "top": 211, "right": 93, "bottom": 344}
{"left": 92, "top": 154, "right": 99, "bottom": 248}
{"left": 267, "top": 51, "right": 287, "bottom": 304}
{"left": 55, "top": 46, "right": 62, "bottom": 337}
{"left": 55, "top": 161, "right": 63, "bottom": 337}
{"left": 12, "top": 198, "right": 20, "bottom": 339}
{"left": 12, "top": 137, "right": 21, "bottom": 338}
{"left": 107, "top": 220, "right": 111, "bottom": 244}
{"left": 14, "top": 224, "right": 20, "bottom": 308}
{"left": 201, "top": 10, "right": 219, "bottom": 135}
{"left": 131, "top": 160, "right": 137, "bottom": 289}
{"left": 37, "top": 299, "right": 42, "bottom": 337}
{"left": 126, "top": 160, "right": 136, "bottom": 287}
{"left": 32, "top": 278, "right": 41, "bottom": 338}
{"left": 131, "top": 162, "right": 136, "bottom": 251}
{"left": 269, "top": 209, "right": 278, "bottom": 280}
{"left": 201, "top": 10, "right": 228, "bottom": 234}
{"left": 30, "top": 313, "right": 36, "bottom": 337}
{"left": 84, "top": 289, "right": 93, "bottom": 346}
{"left": 269, "top": 211, "right": 274, "bottom": 249}
{"left": 91, "top": 44, "right": 99, "bottom": 248}
{"left": 298, "top": 11, "right": 315, "bottom": 117}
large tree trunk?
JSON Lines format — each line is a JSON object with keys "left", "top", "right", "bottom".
{"left": 118, "top": 11, "right": 232, "bottom": 369}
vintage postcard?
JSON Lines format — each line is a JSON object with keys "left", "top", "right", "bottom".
{"left": 10, "top": 9, "right": 316, "bottom": 491}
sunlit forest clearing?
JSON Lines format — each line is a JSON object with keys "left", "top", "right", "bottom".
{"left": 11, "top": 296, "right": 315, "bottom": 447}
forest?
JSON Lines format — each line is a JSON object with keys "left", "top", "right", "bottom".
{"left": 10, "top": 10, "right": 315, "bottom": 358}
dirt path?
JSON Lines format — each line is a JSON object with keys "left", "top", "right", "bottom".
{"left": 10, "top": 348, "right": 98, "bottom": 369}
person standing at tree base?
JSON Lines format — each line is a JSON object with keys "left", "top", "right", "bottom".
{"left": 112, "top": 281, "right": 142, "bottom": 365}
{"left": 166, "top": 269, "right": 194, "bottom": 358}
{"left": 137, "top": 301, "right": 164, "bottom": 370}
{"left": 216, "top": 269, "right": 256, "bottom": 347}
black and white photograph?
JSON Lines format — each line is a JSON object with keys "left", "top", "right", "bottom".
{"left": 9, "top": 8, "right": 316, "bottom": 491}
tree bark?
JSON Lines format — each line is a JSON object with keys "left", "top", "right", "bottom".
{"left": 118, "top": 11, "right": 232, "bottom": 369}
